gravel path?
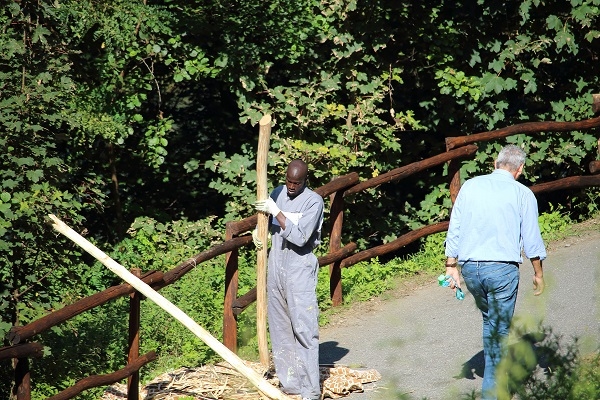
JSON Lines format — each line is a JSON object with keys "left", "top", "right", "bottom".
{"left": 318, "top": 220, "right": 600, "bottom": 400}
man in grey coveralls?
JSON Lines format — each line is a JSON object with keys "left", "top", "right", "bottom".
{"left": 252, "top": 159, "right": 324, "bottom": 400}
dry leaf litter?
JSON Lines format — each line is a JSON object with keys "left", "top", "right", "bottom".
{"left": 101, "top": 361, "right": 381, "bottom": 400}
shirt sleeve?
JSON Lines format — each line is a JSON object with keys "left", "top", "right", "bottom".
{"left": 281, "top": 195, "right": 324, "bottom": 248}
{"left": 521, "top": 190, "right": 547, "bottom": 260}
{"left": 444, "top": 191, "right": 462, "bottom": 258}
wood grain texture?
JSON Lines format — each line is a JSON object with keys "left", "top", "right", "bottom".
{"left": 256, "top": 114, "right": 272, "bottom": 367}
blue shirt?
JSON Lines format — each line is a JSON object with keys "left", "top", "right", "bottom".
{"left": 445, "top": 169, "right": 546, "bottom": 264}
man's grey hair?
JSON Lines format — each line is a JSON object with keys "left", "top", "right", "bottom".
{"left": 496, "top": 144, "right": 526, "bottom": 172}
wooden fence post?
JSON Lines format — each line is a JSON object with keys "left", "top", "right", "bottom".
{"left": 256, "top": 114, "right": 271, "bottom": 366}
{"left": 14, "top": 356, "right": 31, "bottom": 400}
{"left": 446, "top": 138, "right": 462, "bottom": 204}
{"left": 329, "top": 188, "right": 345, "bottom": 306}
{"left": 127, "top": 268, "right": 142, "bottom": 400}
{"left": 591, "top": 136, "right": 600, "bottom": 174}
{"left": 223, "top": 222, "right": 239, "bottom": 352}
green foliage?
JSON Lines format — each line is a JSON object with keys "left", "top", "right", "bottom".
{"left": 202, "top": 0, "right": 600, "bottom": 253}
{"left": 111, "top": 216, "right": 264, "bottom": 381}
{"left": 436, "top": 67, "right": 483, "bottom": 102}
{"left": 495, "top": 325, "right": 600, "bottom": 400}
{"left": 1, "top": 0, "right": 600, "bottom": 396}
{"left": 0, "top": 0, "right": 103, "bottom": 367}
{"left": 397, "top": 183, "right": 454, "bottom": 232}
{"left": 200, "top": 1, "right": 428, "bottom": 229}
{"left": 205, "top": 147, "right": 260, "bottom": 220}
{"left": 19, "top": 215, "right": 227, "bottom": 395}
{"left": 538, "top": 204, "right": 572, "bottom": 242}
{"left": 31, "top": 299, "right": 128, "bottom": 400}
{"left": 321, "top": 233, "right": 446, "bottom": 307}
{"left": 342, "top": 257, "right": 398, "bottom": 301}
{"left": 571, "top": 352, "right": 600, "bottom": 399}
{"left": 114, "top": 216, "right": 223, "bottom": 272}
{"left": 570, "top": 188, "right": 600, "bottom": 221}
{"left": 139, "top": 265, "right": 224, "bottom": 377}
{"left": 111, "top": 216, "right": 226, "bottom": 378}
{"left": 138, "top": 246, "right": 264, "bottom": 378}
{"left": 60, "top": 0, "right": 220, "bottom": 170}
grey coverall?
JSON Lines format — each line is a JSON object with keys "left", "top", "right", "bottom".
{"left": 267, "top": 184, "right": 324, "bottom": 399}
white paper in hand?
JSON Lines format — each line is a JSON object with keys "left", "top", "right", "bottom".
{"left": 272, "top": 211, "right": 303, "bottom": 226}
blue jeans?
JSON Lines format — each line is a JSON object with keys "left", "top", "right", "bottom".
{"left": 461, "top": 261, "right": 520, "bottom": 400}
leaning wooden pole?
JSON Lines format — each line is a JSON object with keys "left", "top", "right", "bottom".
{"left": 256, "top": 114, "right": 272, "bottom": 367}
{"left": 48, "top": 214, "right": 290, "bottom": 400}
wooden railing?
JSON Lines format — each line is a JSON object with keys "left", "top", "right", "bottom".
{"left": 2, "top": 106, "right": 600, "bottom": 399}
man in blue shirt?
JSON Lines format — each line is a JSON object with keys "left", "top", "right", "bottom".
{"left": 444, "top": 144, "right": 546, "bottom": 400}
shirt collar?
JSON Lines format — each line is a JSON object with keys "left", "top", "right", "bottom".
{"left": 492, "top": 168, "right": 515, "bottom": 180}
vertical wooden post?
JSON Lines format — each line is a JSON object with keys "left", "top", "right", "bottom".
{"left": 446, "top": 138, "right": 462, "bottom": 204}
{"left": 328, "top": 189, "right": 345, "bottom": 306}
{"left": 592, "top": 93, "right": 600, "bottom": 114}
{"left": 223, "top": 222, "right": 239, "bottom": 352}
{"left": 14, "top": 356, "right": 31, "bottom": 400}
{"left": 256, "top": 114, "right": 272, "bottom": 367}
{"left": 591, "top": 137, "right": 600, "bottom": 174}
{"left": 127, "top": 268, "right": 142, "bottom": 400}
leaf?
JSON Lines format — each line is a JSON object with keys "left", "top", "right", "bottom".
{"left": 572, "top": 4, "right": 594, "bottom": 25}
{"left": 555, "top": 30, "right": 577, "bottom": 53}
{"left": 524, "top": 79, "right": 537, "bottom": 94}
{"left": 584, "top": 30, "right": 600, "bottom": 42}
{"left": 32, "top": 25, "right": 51, "bottom": 45}
{"left": 504, "top": 78, "right": 518, "bottom": 90}
{"left": 26, "top": 170, "right": 44, "bottom": 183}
{"left": 16, "top": 157, "right": 35, "bottom": 167}
{"left": 469, "top": 51, "right": 482, "bottom": 67}
{"left": 488, "top": 59, "right": 504, "bottom": 73}
{"left": 0, "top": 203, "right": 11, "bottom": 216}
{"left": 546, "top": 15, "right": 562, "bottom": 30}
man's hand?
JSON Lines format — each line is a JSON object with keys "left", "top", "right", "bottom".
{"left": 254, "top": 198, "right": 281, "bottom": 216}
{"left": 530, "top": 257, "right": 544, "bottom": 296}
{"left": 533, "top": 274, "right": 545, "bottom": 296}
{"left": 252, "top": 228, "right": 263, "bottom": 250}
{"left": 445, "top": 266, "right": 462, "bottom": 291}
{"left": 445, "top": 257, "right": 461, "bottom": 292}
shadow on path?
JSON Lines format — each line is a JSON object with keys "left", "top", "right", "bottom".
{"left": 320, "top": 340, "right": 350, "bottom": 365}
{"left": 455, "top": 350, "right": 484, "bottom": 381}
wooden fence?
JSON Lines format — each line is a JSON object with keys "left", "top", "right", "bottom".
{"left": 2, "top": 105, "right": 600, "bottom": 399}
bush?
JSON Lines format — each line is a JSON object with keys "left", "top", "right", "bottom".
{"left": 496, "top": 325, "right": 600, "bottom": 400}
{"left": 538, "top": 204, "right": 572, "bottom": 242}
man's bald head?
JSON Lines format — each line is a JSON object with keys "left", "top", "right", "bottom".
{"left": 287, "top": 159, "right": 308, "bottom": 179}
{"left": 285, "top": 160, "right": 308, "bottom": 198}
